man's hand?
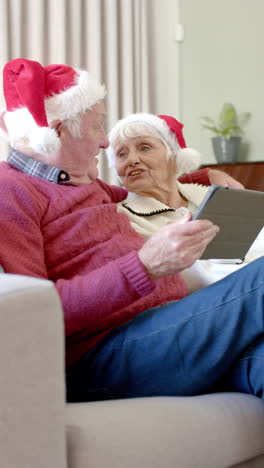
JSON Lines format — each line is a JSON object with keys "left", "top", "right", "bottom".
{"left": 138, "top": 213, "right": 219, "bottom": 280}
{"left": 208, "top": 169, "right": 244, "bottom": 189}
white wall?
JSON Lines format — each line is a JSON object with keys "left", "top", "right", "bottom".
{"left": 180, "top": 0, "right": 264, "bottom": 163}
{"left": 151, "top": 0, "right": 181, "bottom": 117}
{"left": 152, "top": 0, "right": 264, "bottom": 164}
{"left": 1, "top": 0, "right": 263, "bottom": 166}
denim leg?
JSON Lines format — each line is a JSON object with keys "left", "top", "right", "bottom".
{"left": 66, "top": 257, "right": 264, "bottom": 402}
{"left": 218, "top": 338, "right": 264, "bottom": 397}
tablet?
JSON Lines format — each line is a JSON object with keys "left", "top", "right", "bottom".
{"left": 192, "top": 185, "right": 264, "bottom": 260}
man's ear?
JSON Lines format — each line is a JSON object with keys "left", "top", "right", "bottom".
{"left": 0, "top": 110, "right": 9, "bottom": 140}
{"left": 49, "top": 120, "right": 63, "bottom": 136}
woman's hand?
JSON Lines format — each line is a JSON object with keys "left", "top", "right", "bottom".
{"left": 138, "top": 213, "right": 219, "bottom": 280}
{"left": 208, "top": 169, "right": 244, "bottom": 189}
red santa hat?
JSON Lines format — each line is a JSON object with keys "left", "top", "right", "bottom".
{"left": 107, "top": 113, "right": 201, "bottom": 174}
{"left": 1, "top": 58, "right": 106, "bottom": 155}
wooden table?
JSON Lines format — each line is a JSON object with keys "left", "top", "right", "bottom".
{"left": 202, "top": 162, "right": 264, "bottom": 191}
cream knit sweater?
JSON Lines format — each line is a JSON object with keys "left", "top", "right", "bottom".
{"left": 117, "top": 182, "right": 209, "bottom": 239}
{"left": 118, "top": 182, "right": 263, "bottom": 293}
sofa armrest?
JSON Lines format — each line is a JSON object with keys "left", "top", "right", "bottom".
{"left": 0, "top": 274, "right": 67, "bottom": 468}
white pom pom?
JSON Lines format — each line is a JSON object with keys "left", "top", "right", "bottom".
{"left": 29, "top": 127, "right": 61, "bottom": 155}
{"left": 176, "top": 148, "right": 201, "bottom": 175}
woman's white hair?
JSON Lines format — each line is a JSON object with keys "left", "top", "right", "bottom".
{"left": 106, "top": 113, "right": 201, "bottom": 177}
{"left": 107, "top": 121, "right": 174, "bottom": 170}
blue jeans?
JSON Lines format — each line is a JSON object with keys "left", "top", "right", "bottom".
{"left": 66, "top": 256, "right": 264, "bottom": 402}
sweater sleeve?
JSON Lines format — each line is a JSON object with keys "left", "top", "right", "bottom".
{"left": 56, "top": 250, "right": 155, "bottom": 336}
{"left": 178, "top": 168, "right": 210, "bottom": 185}
{"left": 0, "top": 174, "right": 155, "bottom": 337}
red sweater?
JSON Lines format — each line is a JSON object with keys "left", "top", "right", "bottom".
{"left": 0, "top": 162, "right": 209, "bottom": 365}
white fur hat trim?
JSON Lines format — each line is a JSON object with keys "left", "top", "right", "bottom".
{"left": 2, "top": 70, "right": 106, "bottom": 155}
{"left": 176, "top": 148, "right": 201, "bottom": 175}
{"left": 29, "top": 127, "right": 61, "bottom": 155}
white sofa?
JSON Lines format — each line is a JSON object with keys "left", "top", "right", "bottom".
{"left": 1, "top": 273, "right": 264, "bottom": 468}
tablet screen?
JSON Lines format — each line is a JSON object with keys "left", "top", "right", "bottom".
{"left": 192, "top": 185, "right": 264, "bottom": 260}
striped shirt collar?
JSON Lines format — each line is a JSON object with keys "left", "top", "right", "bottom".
{"left": 7, "top": 148, "right": 71, "bottom": 184}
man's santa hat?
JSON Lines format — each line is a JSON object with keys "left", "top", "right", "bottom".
{"left": 0, "top": 58, "right": 106, "bottom": 154}
{"left": 107, "top": 113, "right": 201, "bottom": 174}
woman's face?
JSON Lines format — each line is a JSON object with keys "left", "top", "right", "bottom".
{"left": 114, "top": 135, "right": 176, "bottom": 193}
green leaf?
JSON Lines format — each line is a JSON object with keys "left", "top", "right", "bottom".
{"left": 200, "top": 116, "right": 216, "bottom": 125}
{"left": 200, "top": 103, "right": 251, "bottom": 138}
{"left": 202, "top": 124, "right": 220, "bottom": 133}
{"left": 219, "top": 103, "right": 237, "bottom": 126}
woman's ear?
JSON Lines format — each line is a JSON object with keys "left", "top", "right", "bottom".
{"left": 168, "top": 155, "right": 177, "bottom": 174}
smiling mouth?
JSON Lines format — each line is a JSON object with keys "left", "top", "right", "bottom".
{"left": 128, "top": 170, "right": 144, "bottom": 177}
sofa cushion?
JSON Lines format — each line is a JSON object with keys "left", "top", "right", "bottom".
{"left": 66, "top": 393, "right": 264, "bottom": 468}
{"left": 0, "top": 274, "right": 66, "bottom": 468}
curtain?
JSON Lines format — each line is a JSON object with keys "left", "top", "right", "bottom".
{"left": 0, "top": 0, "right": 156, "bottom": 184}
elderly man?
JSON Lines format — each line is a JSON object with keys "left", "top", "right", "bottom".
{"left": 0, "top": 58, "right": 264, "bottom": 403}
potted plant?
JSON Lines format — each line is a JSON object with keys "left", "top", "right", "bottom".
{"left": 200, "top": 102, "right": 251, "bottom": 163}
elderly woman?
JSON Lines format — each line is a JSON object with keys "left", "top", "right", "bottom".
{"left": 106, "top": 113, "right": 263, "bottom": 291}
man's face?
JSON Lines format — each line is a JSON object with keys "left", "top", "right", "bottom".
{"left": 56, "top": 101, "right": 109, "bottom": 182}
{"left": 77, "top": 101, "right": 109, "bottom": 180}
{"left": 44, "top": 101, "right": 109, "bottom": 182}
{"left": 79, "top": 102, "right": 109, "bottom": 156}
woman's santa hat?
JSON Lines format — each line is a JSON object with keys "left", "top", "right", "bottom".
{"left": 107, "top": 113, "right": 201, "bottom": 174}
{"left": 0, "top": 58, "right": 106, "bottom": 155}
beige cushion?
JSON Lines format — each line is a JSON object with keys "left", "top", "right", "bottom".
{"left": 0, "top": 274, "right": 67, "bottom": 468}
{"left": 66, "top": 393, "right": 264, "bottom": 468}
{"left": 2, "top": 273, "right": 264, "bottom": 468}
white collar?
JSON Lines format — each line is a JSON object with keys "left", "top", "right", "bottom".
{"left": 122, "top": 182, "right": 209, "bottom": 215}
